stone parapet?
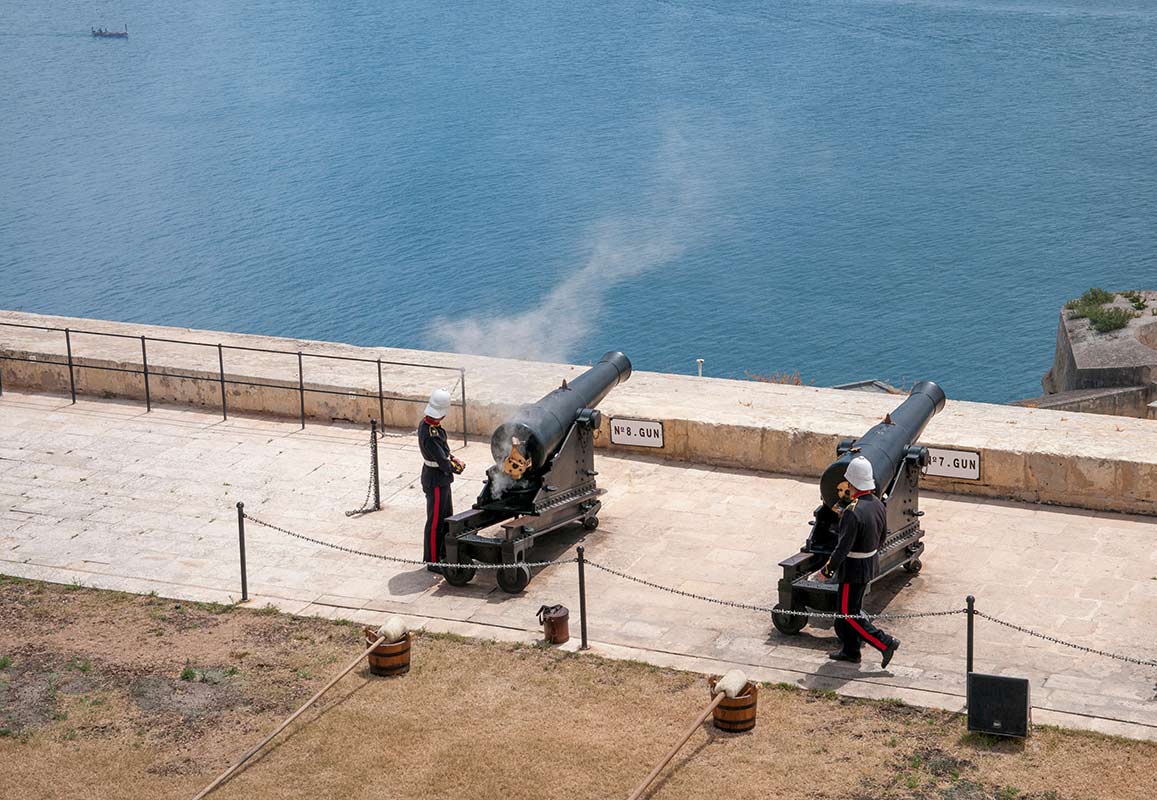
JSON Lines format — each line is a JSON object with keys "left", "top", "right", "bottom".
{"left": 3, "top": 310, "right": 1156, "bottom": 515}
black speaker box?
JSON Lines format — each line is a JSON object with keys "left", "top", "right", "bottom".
{"left": 967, "top": 673, "right": 1031, "bottom": 737}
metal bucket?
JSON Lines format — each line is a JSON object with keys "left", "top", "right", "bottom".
{"left": 364, "top": 629, "right": 411, "bottom": 676}
{"left": 537, "top": 604, "right": 570, "bottom": 645}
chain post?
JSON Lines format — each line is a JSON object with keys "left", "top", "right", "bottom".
{"left": 371, "top": 419, "right": 381, "bottom": 510}
{"left": 140, "top": 336, "right": 151, "bottom": 412}
{"left": 65, "top": 328, "right": 77, "bottom": 404}
{"left": 297, "top": 352, "right": 306, "bottom": 429}
{"left": 237, "top": 502, "right": 248, "bottom": 602}
{"left": 577, "top": 545, "right": 589, "bottom": 650}
{"left": 458, "top": 368, "right": 468, "bottom": 446}
{"left": 966, "top": 595, "right": 975, "bottom": 674}
{"left": 217, "top": 344, "right": 227, "bottom": 420}
{"left": 376, "top": 358, "right": 385, "bottom": 430}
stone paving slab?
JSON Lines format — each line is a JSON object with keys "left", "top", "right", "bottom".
{"left": 5, "top": 309, "right": 1157, "bottom": 516}
{"left": 1, "top": 390, "right": 1155, "bottom": 740}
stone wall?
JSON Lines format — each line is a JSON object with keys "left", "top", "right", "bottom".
{"left": 1015, "top": 385, "right": 1155, "bottom": 418}
{"left": 3, "top": 310, "right": 1157, "bottom": 516}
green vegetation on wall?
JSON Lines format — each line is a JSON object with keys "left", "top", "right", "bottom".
{"left": 1064, "top": 288, "right": 1139, "bottom": 334}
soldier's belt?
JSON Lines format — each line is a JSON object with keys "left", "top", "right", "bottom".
{"left": 423, "top": 459, "right": 441, "bottom": 468}
{"left": 847, "top": 550, "right": 878, "bottom": 559}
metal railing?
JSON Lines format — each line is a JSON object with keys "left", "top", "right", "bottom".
{"left": 0, "top": 321, "right": 468, "bottom": 444}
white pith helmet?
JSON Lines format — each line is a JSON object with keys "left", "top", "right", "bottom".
{"left": 424, "top": 388, "right": 451, "bottom": 419}
{"left": 845, "top": 456, "right": 875, "bottom": 491}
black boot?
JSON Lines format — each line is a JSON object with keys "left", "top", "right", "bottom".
{"left": 881, "top": 638, "right": 900, "bottom": 668}
{"left": 828, "top": 649, "right": 861, "bottom": 664}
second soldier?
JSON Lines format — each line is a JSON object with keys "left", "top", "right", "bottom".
{"left": 418, "top": 388, "right": 464, "bottom": 574}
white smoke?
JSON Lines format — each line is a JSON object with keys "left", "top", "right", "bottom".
{"left": 429, "top": 126, "right": 724, "bottom": 363}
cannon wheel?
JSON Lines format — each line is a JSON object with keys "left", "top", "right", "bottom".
{"left": 582, "top": 515, "right": 599, "bottom": 531}
{"left": 442, "top": 562, "right": 476, "bottom": 587}
{"left": 496, "top": 564, "right": 532, "bottom": 594}
{"left": 772, "top": 603, "right": 808, "bottom": 635}
{"left": 903, "top": 558, "right": 923, "bottom": 575}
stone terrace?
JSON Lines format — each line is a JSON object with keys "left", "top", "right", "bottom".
{"left": 3, "top": 310, "right": 1157, "bottom": 516}
{"left": 2, "top": 391, "right": 1155, "bottom": 740}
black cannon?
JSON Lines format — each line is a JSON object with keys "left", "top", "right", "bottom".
{"left": 442, "top": 352, "right": 632, "bottom": 593}
{"left": 771, "top": 381, "right": 947, "bottom": 635}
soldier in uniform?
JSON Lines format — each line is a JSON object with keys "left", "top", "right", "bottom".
{"left": 821, "top": 456, "right": 901, "bottom": 668}
{"left": 417, "top": 388, "right": 463, "bottom": 574}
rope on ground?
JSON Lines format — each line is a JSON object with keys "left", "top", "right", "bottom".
{"left": 243, "top": 512, "right": 576, "bottom": 570}
{"left": 582, "top": 560, "right": 966, "bottom": 621}
{"left": 975, "top": 610, "right": 1157, "bottom": 668}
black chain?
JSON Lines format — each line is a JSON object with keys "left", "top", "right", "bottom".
{"left": 241, "top": 513, "right": 1157, "bottom": 669}
{"left": 244, "top": 512, "right": 576, "bottom": 570}
{"left": 345, "top": 424, "right": 379, "bottom": 517}
{"left": 975, "top": 611, "right": 1157, "bottom": 668}
{"left": 583, "top": 560, "right": 966, "bottom": 621}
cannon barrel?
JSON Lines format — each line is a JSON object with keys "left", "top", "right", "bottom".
{"left": 490, "top": 351, "right": 632, "bottom": 473}
{"left": 819, "top": 380, "right": 946, "bottom": 508}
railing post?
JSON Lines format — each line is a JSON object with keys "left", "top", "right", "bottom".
{"left": 140, "top": 336, "right": 151, "bottom": 412}
{"left": 297, "top": 352, "right": 306, "bottom": 429}
{"left": 966, "top": 595, "right": 975, "bottom": 674}
{"left": 458, "top": 368, "right": 468, "bottom": 446}
{"left": 577, "top": 545, "right": 589, "bottom": 650}
{"left": 237, "top": 502, "right": 249, "bottom": 602}
{"left": 371, "top": 419, "right": 381, "bottom": 510}
{"left": 376, "top": 358, "right": 385, "bottom": 430}
{"left": 0, "top": 354, "right": 4, "bottom": 397}
{"left": 65, "top": 328, "right": 77, "bottom": 404}
{"left": 217, "top": 344, "right": 227, "bottom": 420}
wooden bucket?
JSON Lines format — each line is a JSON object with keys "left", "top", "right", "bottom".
{"left": 364, "top": 628, "right": 411, "bottom": 676}
{"left": 708, "top": 678, "right": 758, "bottom": 732}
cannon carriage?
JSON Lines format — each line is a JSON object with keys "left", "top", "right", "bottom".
{"left": 442, "top": 352, "right": 631, "bottom": 593}
{"left": 771, "top": 381, "right": 946, "bottom": 635}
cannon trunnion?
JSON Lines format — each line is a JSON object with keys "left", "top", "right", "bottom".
{"left": 442, "top": 352, "right": 631, "bottom": 593}
{"left": 772, "top": 381, "right": 946, "bottom": 635}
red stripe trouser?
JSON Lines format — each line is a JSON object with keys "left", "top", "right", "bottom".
{"left": 423, "top": 485, "right": 453, "bottom": 564}
{"left": 833, "top": 581, "right": 891, "bottom": 656}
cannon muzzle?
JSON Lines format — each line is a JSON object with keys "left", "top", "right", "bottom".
{"left": 490, "top": 351, "right": 631, "bottom": 478}
{"left": 819, "top": 380, "right": 946, "bottom": 508}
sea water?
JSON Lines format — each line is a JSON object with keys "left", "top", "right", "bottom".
{"left": 2, "top": 0, "right": 1155, "bottom": 402}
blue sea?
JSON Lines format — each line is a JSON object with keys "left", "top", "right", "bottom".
{"left": 2, "top": 1, "right": 1155, "bottom": 403}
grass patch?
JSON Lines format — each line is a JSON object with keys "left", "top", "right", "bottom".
{"left": 1064, "top": 288, "right": 1136, "bottom": 333}
{"left": 0, "top": 655, "right": 10, "bottom": 670}
{"left": 959, "top": 731, "right": 1005, "bottom": 749}
{"left": 179, "top": 664, "right": 196, "bottom": 682}
{"left": 1122, "top": 290, "right": 1147, "bottom": 311}
{"left": 1065, "top": 287, "right": 1115, "bottom": 314}
{"left": 1088, "top": 307, "right": 1136, "bottom": 333}
{"left": 746, "top": 370, "right": 813, "bottom": 386}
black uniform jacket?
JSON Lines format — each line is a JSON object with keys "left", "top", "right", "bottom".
{"left": 418, "top": 418, "right": 455, "bottom": 492}
{"left": 827, "top": 493, "right": 887, "bottom": 584}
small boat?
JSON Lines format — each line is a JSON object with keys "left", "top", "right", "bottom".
{"left": 92, "top": 26, "right": 128, "bottom": 38}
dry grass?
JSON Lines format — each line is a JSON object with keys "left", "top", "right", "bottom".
{"left": 1, "top": 576, "right": 1154, "bottom": 800}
